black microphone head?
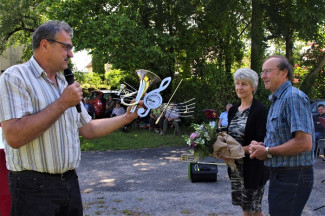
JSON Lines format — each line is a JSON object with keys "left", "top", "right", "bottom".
{"left": 64, "top": 68, "right": 72, "bottom": 76}
{"left": 64, "top": 68, "right": 74, "bottom": 85}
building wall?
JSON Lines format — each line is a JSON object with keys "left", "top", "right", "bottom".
{"left": 0, "top": 46, "right": 24, "bottom": 73}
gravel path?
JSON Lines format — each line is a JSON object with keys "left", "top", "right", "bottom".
{"left": 77, "top": 147, "right": 325, "bottom": 216}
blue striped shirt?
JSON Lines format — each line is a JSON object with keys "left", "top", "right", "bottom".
{"left": 264, "top": 81, "right": 315, "bottom": 167}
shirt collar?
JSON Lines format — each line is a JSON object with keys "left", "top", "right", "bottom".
{"left": 268, "top": 81, "right": 291, "bottom": 103}
{"left": 29, "top": 56, "right": 45, "bottom": 78}
{"left": 29, "top": 56, "right": 66, "bottom": 82}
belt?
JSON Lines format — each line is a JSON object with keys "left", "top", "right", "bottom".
{"left": 269, "top": 165, "right": 313, "bottom": 172}
{"left": 11, "top": 169, "right": 76, "bottom": 180}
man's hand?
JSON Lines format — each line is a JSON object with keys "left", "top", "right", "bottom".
{"left": 249, "top": 141, "right": 267, "bottom": 160}
{"left": 125, "top": 100, "right": 144, "bottom": 122}
{"left": 60, "top": 82, "right": 83, "bottom": 109}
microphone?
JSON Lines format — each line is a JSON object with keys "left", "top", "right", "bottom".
{"left": 64, "top": 68, "right": 81, "bottom": 113}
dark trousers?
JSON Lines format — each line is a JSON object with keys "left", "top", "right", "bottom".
{"left": 9, "top": 170, "right": 83, "bottom": 216}
{"left": 149, "top": 116, "right": 164, "bottom": 129}
{"left": 268, "top": 165, "right": 314, "bottom": 216}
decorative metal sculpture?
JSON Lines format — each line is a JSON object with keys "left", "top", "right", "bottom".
{"left": 120, "top": 69, "right": 171, "bottom": 117}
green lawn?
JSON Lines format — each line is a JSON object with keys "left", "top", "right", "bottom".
{"left": 80, "top": 127, "right": 188, "bottom": 151}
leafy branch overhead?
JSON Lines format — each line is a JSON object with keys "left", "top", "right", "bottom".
{"left": 1, "top": 0, "right": 324, "bottom": 122}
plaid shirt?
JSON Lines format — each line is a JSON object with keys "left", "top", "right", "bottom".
{"left": 264, "top": 81, "right": 315, "bottom": 167}
{"left": 0, "top": 57, "right": 92, "bottom": 173}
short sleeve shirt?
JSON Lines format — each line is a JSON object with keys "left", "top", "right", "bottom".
{"left": 0, "top": 56, "right": 92, "bottom": 173}
{"left": 264, "top": 81, "right": 315, "bottom": 167}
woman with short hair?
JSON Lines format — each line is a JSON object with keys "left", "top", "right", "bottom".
{"left": 221, "top": 68, "right": 269, "bottom": 216}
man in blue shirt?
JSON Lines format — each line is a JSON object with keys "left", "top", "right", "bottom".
{"left": 217, "top": 103, "right": 232, "bottom": 130}
{"left": 249, "top": 55, "right": 314, "bottom": 216}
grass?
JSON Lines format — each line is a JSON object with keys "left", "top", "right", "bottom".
{"left": 80, "top": 127, "right": 188, "bottom": 151}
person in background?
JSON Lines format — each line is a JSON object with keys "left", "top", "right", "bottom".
{"left": 161, "top": 102, "right": 181, "bottom": 135}
{"left": 149, "top": 105, "right": 164, "bottom": 134}
{"left": 105, "top": 95, "right": 115, "bottom": 118}
{"left": 249, "top": 55, "right": 314, "bottom": 216}
{"left": 219, "top": 68, "right": 269, "bottom": 216}
{"left": 218, "top": 103, "right": 232, "bottom": 131}
{"left": 83, "top": 97, "right": 95, "bottom": 119}
{"left": 313, "top": 104, "right": 325, "bottom": 159}
{"left": 0, "top": 20, "right": 140, "bottom": 216}
{"left": 111, "top": 101, "right": 126, "bottom": 117}
{"left": 111, "top": 101, "right": 128, "bottom": 132}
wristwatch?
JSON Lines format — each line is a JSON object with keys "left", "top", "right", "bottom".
{"left": 265, "top": 147, "right": 272, "bottom": 159}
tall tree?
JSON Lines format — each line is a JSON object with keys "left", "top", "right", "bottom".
{"left": 0, "top": 0, "right": 47, "bottom": 57}
{"left": 263, "top": 0, "right": 325, "bottom": 63}
{"left": 250, "top": 0, "right": 264, "bottom": 72}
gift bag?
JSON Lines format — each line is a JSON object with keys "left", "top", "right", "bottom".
{"left": 188, "top": 163, "right": 218, "bottom": 182}
{"left": 212, "top": 132, "right": 245, "bottom": 169}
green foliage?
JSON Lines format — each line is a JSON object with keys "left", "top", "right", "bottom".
{"left": 172, "top": 62, "right": 237, "bottom": 123}
{"left": 312, "top": 71, "right": 325, "bottom": 99}
{"left": 74, "top": 72, "right": 108, "bottom": 96}
{"left": 263, "top": 0, "right": 325, "bottom": 61}
{"left": 92, "top": 53, "right": 106, "bottom": 78}
{"left": 297, "top": 40, "right": 325, "bottom": 99}
{"left": 104, "top": 69, "right": 129, "bottom": 89}
{"left": 46, "top": 0, "right": 248, "bottom": 87}
{"left": 1, "top": 0, "right": 324, "bottom": 110}
{"left": 292, "top": 65, "right": 310, "bottom": 89}
{"left": 74, "top": 68, "right": 134, "bottom": 96}
{"left": 0, "top": 0, "right": 47, "bottom": 59}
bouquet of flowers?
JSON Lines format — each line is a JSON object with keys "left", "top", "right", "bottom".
{"left": 204, "top": 109, "right": 218, "bottom": 119}
{"left": 183, "top": 121, "right": 218, "bottom": 158}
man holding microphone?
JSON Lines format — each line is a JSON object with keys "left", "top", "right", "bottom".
{"left": 0, "top": 20, "right": 140, "bottom": 216}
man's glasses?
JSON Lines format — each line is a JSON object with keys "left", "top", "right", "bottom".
{"left": 260, "top": 69, "right": 277, "bottom": 77}
{"left": 46, "top": 39, "right": 73, "bottom": 52}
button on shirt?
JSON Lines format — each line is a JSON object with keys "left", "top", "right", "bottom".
{"left": 0, "top": 57, "right": 92, "bottom": 174}
{"left": 264, "top": 81, "right": 315, "bottom": 167}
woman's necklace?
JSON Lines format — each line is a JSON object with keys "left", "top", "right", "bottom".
{"left": 238, "top": 102, "right": 252, "bottom": 111}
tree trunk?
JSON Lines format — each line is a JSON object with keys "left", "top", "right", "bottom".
{"left": 285, "top": 33, "right": 294, "bottom": 64}
{"left": 251, "top": 0, "right": 264, "bottom": 73}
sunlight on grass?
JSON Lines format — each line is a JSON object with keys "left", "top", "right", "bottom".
{"left": 80, "top": 128, "right": 187, "bottom": 151}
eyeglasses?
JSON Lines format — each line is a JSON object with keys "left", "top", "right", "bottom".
{"left": 46, "top": 39, "right": 73, "bottom": 52}
{"left": 260, "top": 69, "right": 277, "bottom": 77}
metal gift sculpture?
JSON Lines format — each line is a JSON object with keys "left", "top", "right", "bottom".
{"left": 120, "top": 69, "right": 171, "bottom": 117}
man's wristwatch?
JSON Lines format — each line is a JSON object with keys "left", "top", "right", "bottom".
{"left": 265, "top": 147, "right": 272, "bottom": 159}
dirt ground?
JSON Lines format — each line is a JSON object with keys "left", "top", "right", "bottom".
{"left": 77, "top": 147, "right": 325, "bottom": 216}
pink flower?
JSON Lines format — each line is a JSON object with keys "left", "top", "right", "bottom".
{"left": 190, "top": 132, "right": 200, "bottom": 140}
